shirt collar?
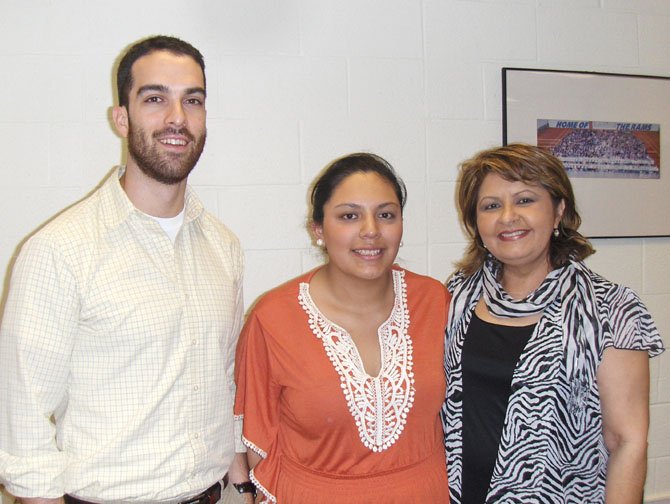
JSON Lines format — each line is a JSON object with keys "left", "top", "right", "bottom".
{"left": 101, "top": 166, "right": 204, "bottom": 227}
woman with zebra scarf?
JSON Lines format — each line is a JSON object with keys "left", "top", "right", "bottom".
{"left": 442, "top": 143, "right": 664, "bottom": 504}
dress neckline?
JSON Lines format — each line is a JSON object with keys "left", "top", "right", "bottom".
{"left": 298, "top": 269, "right": 416, "bottom": 452}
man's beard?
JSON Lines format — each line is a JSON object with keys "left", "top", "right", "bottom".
{"left": 127, "top": 122, "right": 206, "bottom": 185}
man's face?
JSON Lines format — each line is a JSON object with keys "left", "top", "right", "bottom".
{"left": 115, "top": 50, "right": 207, "bottom": 185}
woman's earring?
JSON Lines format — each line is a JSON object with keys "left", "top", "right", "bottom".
{"left": 399, "top": 240, "right": 404, "bottom": 248}
{"left": 316, "top": 238, "right": 324, "bottom": 247}
{"left": 553, "top": 228, "right": 559, "bottom": 238}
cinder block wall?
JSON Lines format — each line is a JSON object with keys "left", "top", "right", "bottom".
{"left": 0, "top": 0, "right": 668, "bottom": 501}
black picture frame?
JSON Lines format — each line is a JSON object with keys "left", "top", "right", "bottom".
{"left": 503, "top": 67, "right": 670, "bottom": 238}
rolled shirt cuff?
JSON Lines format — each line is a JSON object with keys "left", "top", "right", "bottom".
{"left": 233, "top": 415, "right": 245, "bottom": 453}
{"left": 0, "top": 449, "right": 68, "bottom": 498}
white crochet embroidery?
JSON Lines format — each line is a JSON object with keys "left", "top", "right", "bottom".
{"left": 298, "top": 269, "right": 415, "bottom": 452}
{"left": 243, "top": 435, "right": 268, "bottom": 459}
{"left": 250, "top": 467, "right": 276, "bottom": 503}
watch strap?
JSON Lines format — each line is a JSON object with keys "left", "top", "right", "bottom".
{"left": 232, "top": 481, "right": 257, "bottom": 496}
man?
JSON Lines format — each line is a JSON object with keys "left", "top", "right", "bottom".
{"left": 0, "top": 36, "right": 254, "bottom": 503}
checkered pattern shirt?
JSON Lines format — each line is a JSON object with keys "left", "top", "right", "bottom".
{"left": 0, "top": 168, "right": 245, "bottom": 501}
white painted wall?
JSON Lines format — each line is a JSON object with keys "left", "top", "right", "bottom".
{"left": 0, "top": 0, "right": 668, "bottom": 501}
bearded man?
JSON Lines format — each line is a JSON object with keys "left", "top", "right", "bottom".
{"left": 0, "top": 36, "right": 254, "bottom": 504}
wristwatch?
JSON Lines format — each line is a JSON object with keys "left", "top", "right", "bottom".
{"left": 232, "top": 481, "right": 257, "bottom": 498}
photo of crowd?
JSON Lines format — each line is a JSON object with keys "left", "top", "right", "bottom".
{"left": 537, "top": 119, "right": 660, "bottom": 179}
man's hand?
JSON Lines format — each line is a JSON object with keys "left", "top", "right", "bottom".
{"left": 226, "top": 452, "right": 255, "bottom": 503}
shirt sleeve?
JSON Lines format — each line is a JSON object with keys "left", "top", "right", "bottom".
{"left": 0, "top": 235, "right": 79, "bottom": 497}
{"left": 227, "top": 242, "right": 246, "bottom": 454}
{"left": 601, "top": 284, "right": 664, "bottom": 357}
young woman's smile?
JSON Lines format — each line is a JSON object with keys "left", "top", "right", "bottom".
{"left": 314, "top": 172, "right": 403, "bottom": 282}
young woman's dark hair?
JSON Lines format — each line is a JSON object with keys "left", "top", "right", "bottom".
{"left": 116, "top": 35, "right": 205, "bottom": 108}
{"left": 310, "top": 152, "right": 407, "bottom": 225}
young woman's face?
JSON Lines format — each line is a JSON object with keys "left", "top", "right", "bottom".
{"left": 476, "top": 173, "right": 564, "bottom": 276}
{"left": 313, "top": 172, "right": 403, "bottom": 282}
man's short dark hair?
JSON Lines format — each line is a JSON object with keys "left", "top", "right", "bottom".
{"left": 116, "top": 35, "right": 206, "bottom": 108}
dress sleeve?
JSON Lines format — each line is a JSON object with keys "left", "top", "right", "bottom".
{"left": 0, "top": 235, "right": 77, "bottom": 497}
{"left": 234, "top": 308, "right": 282, "bottom": 502}
{"left": 601, "top": 284, "right": 664, "bottom": 357}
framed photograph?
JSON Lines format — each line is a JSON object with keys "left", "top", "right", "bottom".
{"left": 503, "top": 67, "right": 670, "bottom": 238}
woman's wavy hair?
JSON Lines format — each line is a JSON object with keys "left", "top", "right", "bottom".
{"left": 455, "top": 143, "right": 595, "bottom": 276}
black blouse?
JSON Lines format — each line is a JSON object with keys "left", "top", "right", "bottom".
{"left": 461, "top": 313, "right": 535, "bottom": 504}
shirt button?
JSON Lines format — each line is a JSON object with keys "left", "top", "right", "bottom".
{"left": 193, "top": 433, "right": 199, "bottom": 439}
{"left": 192, "top": 339, "right": 198, "bottom": 345}
{"left": 193, "top": 385, "right": 199, "bottom": 391}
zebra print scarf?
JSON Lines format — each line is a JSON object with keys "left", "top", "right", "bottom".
{"left": 462, "top": 258, "right": 601, "bottom": 413}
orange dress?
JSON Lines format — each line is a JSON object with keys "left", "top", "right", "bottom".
{"left": 234, "top": 267, "right": 450, "bottom": 503}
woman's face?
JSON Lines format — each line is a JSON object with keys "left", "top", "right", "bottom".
{"left": 313, "top": 172, "right": 403, "bottom": 283}
{"left": 476, "top": 172, "right": 564, "bottom": 275}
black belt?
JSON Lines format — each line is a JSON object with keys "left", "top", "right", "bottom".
{"left": 180, "top": 481, "right": 222, "bottom": 504}
{"left": 64, "top": 480, "right": 223, "bottom": 504}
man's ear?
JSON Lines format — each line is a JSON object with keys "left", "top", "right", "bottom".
{"left": 112, "top": 106, "right": 129, "bottom": 138}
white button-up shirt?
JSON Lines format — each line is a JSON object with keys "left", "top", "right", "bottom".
{"left": 0, "top": 168, "right": 244, "bottom": 501}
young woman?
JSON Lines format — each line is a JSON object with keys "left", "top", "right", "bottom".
{"left": 443, "top": 144, "right": 664, "bottom": 504}
{"left": 235, "top": 153, "right": 450, "bottom": 503}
